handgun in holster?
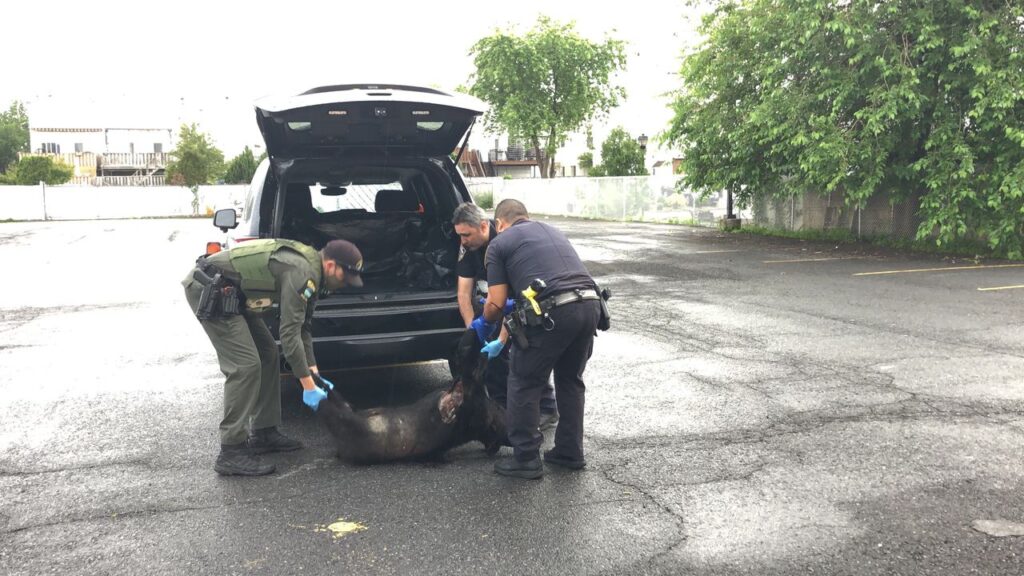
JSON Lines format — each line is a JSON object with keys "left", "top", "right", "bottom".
{"left": 193, "top": 268, "right": 223, "bottom": 320}
{"left": 596, "top": 284, "right": 612, "bottom": 331}
{"left": 503, "top": 314, "right": 529, "bottom": 350}
{"left": 193, "top": 265, "right": 241, "bottom": 320}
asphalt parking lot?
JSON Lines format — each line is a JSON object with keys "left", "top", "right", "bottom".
{"left": 1, "top": 217, "right": 1022, "bottom": 575}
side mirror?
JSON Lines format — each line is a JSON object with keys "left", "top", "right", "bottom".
{"left": 213, "top": 208, "right": 238, "bottom": 232}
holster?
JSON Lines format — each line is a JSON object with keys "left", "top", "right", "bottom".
{"left": 503, "top": 315, "right": 529, "bottom": 350}
{"left": 193, "top": 257, "right": 241, "bottom": 320}
{"left": 596, "top": 285, "right": 612, "bottom": 331}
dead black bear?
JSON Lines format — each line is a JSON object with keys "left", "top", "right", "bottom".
{"left": 316, "top": 329, "right": 507, "bottom": 463}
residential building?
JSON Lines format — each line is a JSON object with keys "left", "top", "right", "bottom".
{"left": 26, "top": 127, "right": 173, "bottom": 185}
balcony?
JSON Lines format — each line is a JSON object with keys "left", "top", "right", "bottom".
{"left": 99, "top": 153, "right": 168, "bottom": 170}
{"left": 69, "top": 175, "right": 167, "bottom": 186}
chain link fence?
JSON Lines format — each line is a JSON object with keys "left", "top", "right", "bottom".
{"left": 752, "top": 190, "right": 921, "bottom": 240}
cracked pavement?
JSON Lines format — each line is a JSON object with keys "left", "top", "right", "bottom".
{"left": 1, "top": 218, "right": 1022, "bottom": 575}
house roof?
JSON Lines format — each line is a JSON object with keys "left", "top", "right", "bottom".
{"left": 31, "top": 127, "right": 172, "bottom": 133}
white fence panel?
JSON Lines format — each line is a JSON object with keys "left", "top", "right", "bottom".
{"left": 466, "top": 175, "right": 750, "bottom": 225}
{"left": 0, "top": 186, "right": 47, "bottom": 220}
{"left": 0, "top": 184, "right": 247, "bottom": 221}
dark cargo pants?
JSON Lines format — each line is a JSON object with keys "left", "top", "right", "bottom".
{"left": 184, "top": 275, "right": 282, "bottom": 445}
{"left": 506, "top": 299, "right": 600, "bottom": 462}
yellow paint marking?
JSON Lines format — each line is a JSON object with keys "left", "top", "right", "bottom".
{"left": 764, "top": 257, "right": 856, "bottom": 264}
{"left": 978, "top": 285, "right": 1024, "bottom": 292}
{"left": 316, "top": 518, "right": 368, "bottom": 540}
{"left": 854, "top": 263, "right": 1024, "bottom": 277}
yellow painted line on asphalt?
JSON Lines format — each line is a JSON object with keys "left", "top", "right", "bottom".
{"left": 853, "top": 263, "right": 1024, "bottom": 277}
{"left": 763, "top": 257, "right": 859, "bottom": 264}
{"left": 978, "top": 284, "right": 1024, "bottom": 292}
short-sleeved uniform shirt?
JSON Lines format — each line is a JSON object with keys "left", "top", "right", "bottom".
{"left": 485, "top": 219, "right": 595, "bottom": 297}
{"left": 456, "top": 219, "right": 498, "bottom": 282}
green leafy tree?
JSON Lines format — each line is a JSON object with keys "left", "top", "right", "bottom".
{"left": 0, "top": 101, "right": 30, "bottom": 174}
{"left": 578, "top": 151, "right": 594, "bottom": 170}
{"left": 0, "top": 155, "right": 73, "bottom": 185}
{"left": 468, "top": 16, "right": 627, "bottom": 178}
{"left": 166, "top": 123, "right": 224, "bottom": 215}
{"left": 593, "top": 127, "right": 648, "bottom": 176}
{"left": 223, "top": 145, "right": 259, "bottom": 184}
{"left": 666, "top": 0, "right": 1024, "bottom": 257}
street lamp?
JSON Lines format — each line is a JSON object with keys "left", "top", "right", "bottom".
{"left": 637, "top": 133, "right": 649, "bottom": 150}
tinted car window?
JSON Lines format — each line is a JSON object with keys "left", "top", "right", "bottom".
{"left": 312, "top": 183, "right": 402, "bottom": 214}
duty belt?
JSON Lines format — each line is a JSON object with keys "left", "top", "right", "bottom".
{"left": 540, "top": 288, "right": 600, "bottom": 311}
{"left": 505, "top": 288, "right": 601, "bottom": 348}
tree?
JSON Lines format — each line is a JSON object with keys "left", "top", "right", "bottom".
{"left": 166, "top": 123, "right": 224, "bottom": 215}
{"left": 578, "top": 151, "right": 594, "bottom": 170}
{"left": 666, "top": 0, "right": 1024, "bottom": 257}
{"left": 468, "top": 16, "right": 627, "bottom": 178}
{"left": 592, "top": 127, "right": 648, "bottom": 177}
{"left": 0, "top": 155, "right": 73, "bottom": 185}
{"left": 0, "top": 101, "right": 30, "bottom": 174}
{"left": 223, "top": 146, "right": 259, "bottom": 184}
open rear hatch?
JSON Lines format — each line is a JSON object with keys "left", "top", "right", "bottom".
{"left": 255, "top": 84, "right": 485, "bottom": 159}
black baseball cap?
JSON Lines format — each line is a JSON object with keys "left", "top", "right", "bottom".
{"left": 323, "top": 240, "right": 364, "bottom": 287}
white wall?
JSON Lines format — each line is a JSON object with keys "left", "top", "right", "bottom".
{"left": 466, "top": 175, "right": 752, "bottom": 224}
{"left": 2, "top": 178, "right": 749, "bottom": 224}
{"left": 30, "top": 130, "right": 105, "bottom": 154}
{"left": 0, "top": 184, "right": 247, "bottom": 221}
{"left": 105, "top": 129, "right": 174, "bottom": 154}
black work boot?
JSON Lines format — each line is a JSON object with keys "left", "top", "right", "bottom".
{"left": 543, "top": 448, "right": 586, "bottom": 470}
{"left": 494, "top": 456, "right": 544, "bottom": 480}
{"left": 247, "top": 427, "right": 303, "bottom": 455}
{"left": 214, "top": 444, "right": 275, "bottom": 476}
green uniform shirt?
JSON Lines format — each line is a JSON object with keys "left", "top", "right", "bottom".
{"left": 199, "top": 243, "right": 323, "bottom": 378}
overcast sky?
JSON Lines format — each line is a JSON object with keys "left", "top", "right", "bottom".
{"left": 1, "top": 0, "right": 706, "bottom": 161}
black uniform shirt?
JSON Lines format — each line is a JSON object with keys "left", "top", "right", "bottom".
{"left": 485, "top": 219, "right": 595, "bottom": 297}
{"left": 456, "top": 219, "right": 497, "bottom": 281}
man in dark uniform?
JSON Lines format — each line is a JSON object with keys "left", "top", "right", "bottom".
{"left": 479, "top": 199, "right": 601, "bottom": 479}
{"left": 451, "top": 203, "right": 558, "bottom": 430}
{"left": 182, "top": 238, "right": 364, "bottom": 476}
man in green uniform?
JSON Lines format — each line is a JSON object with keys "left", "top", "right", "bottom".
{"left": 182, "top": 238, "right": 364, "bottom": 476}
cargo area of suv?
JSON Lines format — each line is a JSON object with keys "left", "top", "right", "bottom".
{"left": 220, "top": 84, "right": 486, "bottom": 372}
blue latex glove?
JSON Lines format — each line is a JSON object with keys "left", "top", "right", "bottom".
{"left": 470, "top": 315, "right": 496, "bottom": 345}
{"left": 315, "top": 373, "right": 335, "bottom": 391}
{"left": 303, "top": 387, "right": 328, "bottom": 411}
{"left": 478, "top": 298, "right": 516, "bottom": 315}
{"left": 481, "top": 338, "right": 505, "bottom": 359}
